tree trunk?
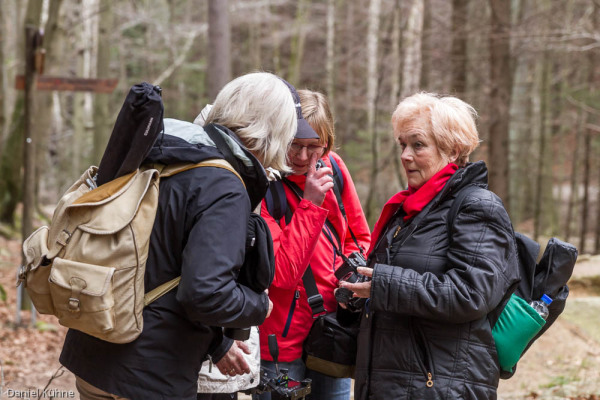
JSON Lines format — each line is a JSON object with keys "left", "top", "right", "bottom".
{"left": 21, "top": 0, "right": 44, "bottom": 237}
{"left": 364, "top": 0, "right": 381, "bottom": 223}
{"left": 581, "top": 1, "right": 598, "bottom": 253}
{"left": 288, "top": 0, "right": 311, "bottom": 84}
{"left": 533, "top": 51, "right": 549, "bottom": 242}
{"left": 393, "top": 0, "right": 424, "bottom": 193}
{"left": 564, "top": 109, "right": 583, "bottom": 243}
{"left": 591, "top": 2, "right": 600, "bottom": 254}
{"left": 326, "top": 0, "right": 335, "bottom": 108}
{"left": 249, "top": 0, "right": 263, "bottom": 70}
{"left": 389, "top": 0, "right": 402, "bottom": 107}
{"left": 401, "top": 0, "right": 424, "bottom": 98}
{"left": 207, "top": 0, "right": 231, "bottom": 100}
{"left": 0, "top": 101, "right": 24, "bottom": 224}
{"left": 487, "top": 0, "right": 512, "bottom": 208}
{"left": 419, "top": 0, "right": 431, "bottom": 89}
{"left": 595, "top": 145, "right": 600, "bottom": 253}
{"left": 93, "top": 0, "right": 112, "bottom": 164}
{"left": 0, "top": 2, "right": 5, "bottom": 156}
{"left": 389, "top": 0, "right": 404, "bottom": 189}
{"left": 451, "top": 0, "right": 468, "bottom": 95}
{"left": 341, "top": 0, "right": 356, "bottom": 145}
{"left": 509, "top": 40, "right": 533, "bottom": 225}
{"left": 269, "top": 0, "right": 282, "bottom": 73}
{"left": 579, "top": 124, "right": 591, "bottom": 253}
{"left": 35, "top": 0, "right": 64, "bottom": 206}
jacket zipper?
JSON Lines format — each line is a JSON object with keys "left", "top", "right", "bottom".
{"left": 410, "top": 319, "right": 435, "bottom": 388}
{"left": 282, "top": 289, "right": 300, "bottom": 337}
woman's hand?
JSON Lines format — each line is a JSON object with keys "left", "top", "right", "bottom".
{"left": 304, "top": 152, "right": 333, "bottom": 207}
{"left": 339, "top": 267, "right": 373, "bottom": 299}
{"left": 216, "top": 341, "right": 251, "bottom": 376}
{"left": 266, "top": 289, "right": 273, "bottom": 318}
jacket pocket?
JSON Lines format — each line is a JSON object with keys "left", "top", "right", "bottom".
{"left": 410, "top": 318, "right": 435, "bottom": 389}
{"left": 49, "top": 258, "right": 115, "bottom": 334}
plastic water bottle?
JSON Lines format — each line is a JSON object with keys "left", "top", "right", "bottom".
{"left": 530, "top": 294, "right": 553, "bottom": 320}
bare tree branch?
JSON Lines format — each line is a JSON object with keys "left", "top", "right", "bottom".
{"left": 153, "top": 29, "right": 205, "bottom": 86}
{"left": 566, "top": 96, "right": 600, "bottom": 117}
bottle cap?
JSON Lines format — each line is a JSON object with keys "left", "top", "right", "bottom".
{"left": 541, "top": 294, "right": 553, "bottom": 305}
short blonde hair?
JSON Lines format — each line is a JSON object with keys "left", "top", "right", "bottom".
{"left": 298, "top": 89, "right": 335, "bottom": 154}
{"left": 206, "top": 72, "right": 296, "bottom": 172}
{"left": 391, "top": 92, "right": 480, "bottom": 166}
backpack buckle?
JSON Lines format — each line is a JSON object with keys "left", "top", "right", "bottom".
{"left": 307, "top": 294, "right": 327, "bottom": 318}
{"left": 68, "top": 277, "right": 87, "bottom": 313}
{"left": 68, "top": 297, "right": 80, "bottom": 312}
{"left": 57, "top": 229, "right": 72, "bottom": 247}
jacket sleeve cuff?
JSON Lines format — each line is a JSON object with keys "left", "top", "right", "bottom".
{"left": 210, "top": 335, "right": 234, "bottom": 363}
{"left": 371, "top": 263, "right": 404, "bottom": 313}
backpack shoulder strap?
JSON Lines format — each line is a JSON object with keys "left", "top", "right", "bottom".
{"left": 302, "top": 265, "right": 326, "bottom": 316}
{"left": 329, "top": 154, "right": 344, "bottom": 193}
{"left": 158, "top": 159, "right": 245, "bottom": 187}
{"left": 329, "top": 155, "right": 346, "bottom": 218}
{"left": 143, "top": 158, "right": 244, "bottom": 307}
{"left": 265, "top": 180, "right": 288, "bottom": 223}
{"left": 144, "top": 276, "right": 181, "bottom": 306}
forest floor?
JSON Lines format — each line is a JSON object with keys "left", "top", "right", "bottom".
{"left": 1, "top": 234, "right": 600, "bottom": 400}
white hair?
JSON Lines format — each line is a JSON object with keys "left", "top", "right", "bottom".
{"left": 205, "top": 72, "right": 296, "bottom": 173}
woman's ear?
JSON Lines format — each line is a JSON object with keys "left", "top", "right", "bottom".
{"left": 448, "top": 147, "right": 459, "bottom": 164}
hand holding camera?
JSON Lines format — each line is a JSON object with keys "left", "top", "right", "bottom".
{"left": 304, "top": 153, "right": 333, "bottom": 207}
{"left": 334, "top": 252, "right": 373, "bottom": 312}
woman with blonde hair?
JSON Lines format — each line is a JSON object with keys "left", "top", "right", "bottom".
{"left": 342, "top": 92, "right": 520, "bottom": 399}
{"left": 258, "top": 88, "right": 371, "bottom": 400}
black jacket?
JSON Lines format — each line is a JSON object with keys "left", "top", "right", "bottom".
{"left": 354, "top": 161, "right": 520, "bottom": 400}
{"left": 60, "top": 122, "right": 270, "bottom": 400}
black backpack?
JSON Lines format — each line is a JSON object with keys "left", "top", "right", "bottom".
{"left": 448, "top": 185, "right": 578, "bottom": 378}
{"left": 96, "top": 82, "right": 164, "bottom": 186}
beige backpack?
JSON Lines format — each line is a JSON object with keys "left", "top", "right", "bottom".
{"left": 18, "top": 159, "right": 243, "bottom": 344}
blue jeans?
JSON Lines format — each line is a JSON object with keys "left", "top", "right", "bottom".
{"left": 253, "top": 359, "right": 351, "bottom": 400}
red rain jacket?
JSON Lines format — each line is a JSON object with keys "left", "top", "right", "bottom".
{"left": 259, "top": 152, "right": 371, "bottom": 362}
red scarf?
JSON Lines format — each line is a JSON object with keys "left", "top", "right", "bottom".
{"left": 367, "top": 163, "right": 458, "bottom": 254}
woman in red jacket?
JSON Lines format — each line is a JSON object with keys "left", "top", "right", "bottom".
{"left": 258, "top": 89, "right": 371, "bottom": 400}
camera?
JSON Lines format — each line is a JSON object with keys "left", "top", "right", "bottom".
{"left": 243, "top": 335, "right": 311, "bottom": 399}
{"left": 334, "top": 252, "right": 369, "bottom": 312}
{"left": 247, "top": 369, "right": 312, "bottom": 400}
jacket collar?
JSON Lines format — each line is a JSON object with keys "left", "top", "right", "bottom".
{"left": 144, "top": 119, "right": 269, "bottom": 209}
{"left": 438, "top": 161, "right": 488, "bottom": 202}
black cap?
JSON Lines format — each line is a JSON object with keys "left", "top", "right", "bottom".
{"left": 279, "top": 78, "right": 320, "bottom": 140}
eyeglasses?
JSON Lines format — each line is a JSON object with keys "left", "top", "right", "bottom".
{"left": 290, "top": 143, "right": 326, "bottom": 155}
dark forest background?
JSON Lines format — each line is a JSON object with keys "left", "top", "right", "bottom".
{"left": 0, "top": 0, "right": 599, "bottom": 255}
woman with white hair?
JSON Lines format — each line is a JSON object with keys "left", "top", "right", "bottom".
{"left": 341, "top": 92, "right": 520, "bottom": 399}
{"left": 60, "top": 72, "right": 297, "bottom": 400}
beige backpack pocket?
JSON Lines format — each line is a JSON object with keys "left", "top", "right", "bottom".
{"left": 49, "top": 258, "right": 116, "bottom": 335}
{"left": 21, "top": 226, "right": 55, "bottom": 314}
